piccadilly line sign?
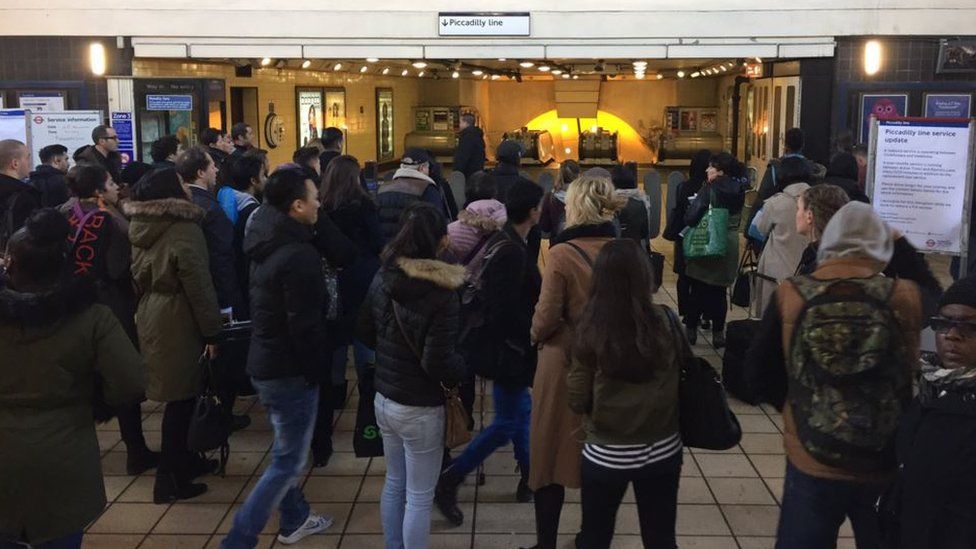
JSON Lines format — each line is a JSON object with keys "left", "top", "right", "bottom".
{"left": 438, "top": 12, "right": 530, "bottom": 36}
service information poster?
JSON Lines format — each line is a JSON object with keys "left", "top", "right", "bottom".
{"left": 925, "top": 94, "right": 972, "bottom": 118}
{"left": 297, "top": 89, "right": 323, "bottom": 147}
{"left": 30, "top": 111, "right": 102, "bottom": 168}
{"left": 871, "top": 118, "right": 972, "bottom": 254}
{"left": 860, "top": 94, "right": 908, "bottom": 142}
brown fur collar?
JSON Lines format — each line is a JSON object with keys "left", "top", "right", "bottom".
{"left": 458, "top": 209, "right": 505, "bottom": 232}
{"left": 396, "top": 258, "right": 466, "bottom": 290}
{"left": 123, "top": 198, "right": 205, "bottom": 221}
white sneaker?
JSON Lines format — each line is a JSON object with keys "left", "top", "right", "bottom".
{"left": 276, "top": 513, "right": 334, "bottom": 545}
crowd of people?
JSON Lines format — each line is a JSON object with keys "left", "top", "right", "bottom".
{"left": 0, "top": 119, "right": 973, "bottom": 549}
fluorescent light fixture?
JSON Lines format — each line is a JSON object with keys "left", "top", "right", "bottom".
{"left": 90, "top": 43, "right": 106, "bottom": 75}
{"left": 864, "top": 40, "right": 882, "bottom": 75}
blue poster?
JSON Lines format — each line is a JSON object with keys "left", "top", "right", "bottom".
{"left": 146, "top": 94, "right": 193, "bottom": 111}
{"left": 860, "top": 94, "right": 909, "bottom": 143}
{"left": 111, "top": 111, "right": 135, "bottom": 166}
{"left": 924, "top": 94, "right": 972, "bottom": 118}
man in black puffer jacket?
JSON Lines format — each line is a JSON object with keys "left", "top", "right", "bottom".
{"left": 490, "top": 140, "right": 542, "bottom": 262}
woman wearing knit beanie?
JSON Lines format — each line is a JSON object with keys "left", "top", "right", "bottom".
{"left": 892, "top": 276, "right": 976, "bottom": 548}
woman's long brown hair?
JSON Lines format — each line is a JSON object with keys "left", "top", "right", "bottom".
{"left": 574, "top": 239, "right": 669, "bottom": 383}
{"left": 319, "top": 155, "right": 372, "bottom": 211}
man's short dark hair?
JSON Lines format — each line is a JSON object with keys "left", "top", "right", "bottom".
{"left": 66, "top": 164, "right": 109, "bottom": 199}
{"left": 505, "top": 179, "right": 545, "bottom": 224}
{"left": 322, "top": 127, "right": 344, "bottom": 150}
{"left": 150, "top": 135, "right": 181, "bottom": 163}
{"left": 465, "top": 171, "right": 496, "bottom": 204}
{"left": 461, "top": 113, "right": 476, "bottom": 126}
{"left": 91, "top": 125, "right": 112, "bottom": 143}
{"left": 39, "top": 144, "right": 68, "bottom": 164}
{"left": 230, "top": 154, "right": 266, "bottom": 191}
{"left": 784, "top": 128, "right": 804, "bottom": 153}
{"left": 264, "top": 168, "right": 311, "bottom": 214}
{"left": 200, "top": 127, "right": 223, "bottom": 147}
{"left": 175, "top": 146, "right": 212, "bottom": 182}
{"left": 293, "top": 146, "right": 320, "bottom": 167}
{"left": 231, "top": 123, "right": 251, "bottom": 142}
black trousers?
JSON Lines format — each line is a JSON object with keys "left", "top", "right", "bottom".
{"left": 533, "top": 484, "right": 566, "bottom": 549}
{"left": 676, "top": 274, "right": 693, "bottom": 318}
{"left": 116, "top": 401, "right": 148, "bottom": 454}
{"left": 685, "top": 278, "right": 728, "bottom": 332}
{"left": 580, "top": 452, "right": 681, "bottom": 549}
{"left": 159, "top": 398, "right": 196, "bottom": 480}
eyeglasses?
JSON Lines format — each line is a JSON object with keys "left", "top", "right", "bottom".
{"left": 101, "top": 135, "right": 119, "bottom": 141}
{"left": 930, "top": 316, "right": 976, "bottom": 339}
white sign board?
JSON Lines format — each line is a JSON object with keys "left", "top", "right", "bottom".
{"left": 28, "top": 111, "right": 102, "bottom": 168}
{"left": 20, "top": 93, "right": 65, "bottom": 113}
{"left": 0, "top": 109, "right": 29, "bottom": 145}
{"left": 869, "top": 117, "right": 975, "bottom": 255}
{"left": 438, "top": 12, "right": 530, "bottom": 36}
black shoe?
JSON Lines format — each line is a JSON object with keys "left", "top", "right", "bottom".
{"left": 126, "top": 448, "right": 160, "bottom": 476}
{"left": 188, "top": 454, "right": 219, "bottom": 479}
{"left": 712, "top": 329, "right": 726, "bottom": 349}
{"left": 434, "top": 466, "right": 465, "bottom": 526}
{"left": 312, "top": 445, "right": 334, "bottom": 469}
{"left": 516, "top": 463, "right": 533, "bottom": 503}
{"left": 231, "top": 414, "right": 251, "bottom": 432}
{"left": 685, "top": 325, "right": 698, "bottom": 346}
{"left": 153, "top": 473, "right": 207, "bottom": 504}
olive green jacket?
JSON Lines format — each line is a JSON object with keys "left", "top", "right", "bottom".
{"left": 125, "top": 198, "right": 222, "bottom": 402}
{"left": 0, "top": 277, "right": 145, "bottom": 544}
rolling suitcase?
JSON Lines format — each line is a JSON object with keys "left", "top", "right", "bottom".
{"left": 721, "top": 318, "right": 760, "bottom": 403}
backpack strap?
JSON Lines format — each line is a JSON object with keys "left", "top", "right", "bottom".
{"left": 71, "top": 201, "right": 102, "bottom": 244}
{"left": 562, "top": 241, "right": 594, "bottom": 268}
{"left": 461, "top": 231, "right": 493, "bottom": 266}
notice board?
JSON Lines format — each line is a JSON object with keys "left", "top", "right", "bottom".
{"left": 867, "top": 117, "right": 976, "bottom": 261}
{"left": 29, "top": 111, "right": 102, "bottom": 167}
{"left": 0, "top": 109, "right": 30, "bottom": 144}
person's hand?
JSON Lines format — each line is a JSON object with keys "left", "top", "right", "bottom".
{"left": 204, "top": 344, "right": 219, "bottom": 360}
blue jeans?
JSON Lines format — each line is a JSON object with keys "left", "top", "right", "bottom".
{"left": 374, "top": 392, "right": 445, "bottom": 549}
{"left": 775, "top": 461, "right": 883, "bottom": 549}
{"left": 451, "top": 383, "right": 530, "bottom": 475}
{"left": 222, "top": 377, "right": 318, "bottom": 549}
{"left": 331, "top": 340, "right": 376, "bottom": 384}
{"left": 0, "top": 532, "right": 82, "bottom": 549}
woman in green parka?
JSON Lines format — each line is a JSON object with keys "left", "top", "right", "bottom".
{"left": 0, "top": 209, "right": 145, "bottom": 548}
{"left": 124, "top": 168, "right": 223, "bottom": 503}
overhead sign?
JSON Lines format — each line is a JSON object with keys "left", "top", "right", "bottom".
{"left": 925, "top": 93, "right": 972, "bottom": 118}
{"left": 19, "top": 93, "right": 65, "bottom": 112}
{"left": 868, "top": 117, "right": 975, "bottom": 257}
{"left": 111, "top": 111, "right": 136, "bottom": 166}
{"left": 146, "top": 94, "right": 193, "bottom": 111}
{"left": 29, "top": 111, "right": 102, "bottom": 168}
{"left": 438, "top": 12, "right": 530, "bottom": 36}
{"left": 0, "top": 109, "right": 30, "bottom": 146}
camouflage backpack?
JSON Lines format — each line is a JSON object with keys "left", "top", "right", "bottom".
{"left": 788, "top": 275, "right": 912, "bottom": 473}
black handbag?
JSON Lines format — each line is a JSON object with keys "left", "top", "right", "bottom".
{"left": 664, "top": 307, "right": 743, "bottom": 450}
{"left": 187, "top": 353, "right": 233, "bottom": 474}
{"left": 648, "top": 249, "right": 665, "bottom": 293}
{"left": 353, "top": 367, "right": 384, "bottom": 457}
{"left": 731, "top": 245, "right": 758, "bottom": 308}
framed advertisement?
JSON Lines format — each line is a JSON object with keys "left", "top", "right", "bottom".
{"left": 937, "top": 40, "right": 976, "bottom": 74}
{"left": 700, "top": 109, "right": 718, "bottom": 133}
{"left": 295, "top": 87, "right": 323, "bottom": 147}
{"left": 859, "top": 94, "right": 908, "bottom": 142}
{"left": 376, "top": 88, "right": 394, "bottom": 161}
{"left": 679, "top": 110, "right": 698, "bottom": 132}
{"left": 924, "top": 93, "right": 972, "bottom": 118}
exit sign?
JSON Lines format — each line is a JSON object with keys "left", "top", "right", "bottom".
{"left": 438, "top": 12, "right": 530, "bottom": 36}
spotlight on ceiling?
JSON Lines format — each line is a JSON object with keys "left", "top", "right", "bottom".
{"left": 552, "top": 69, "right": 563, "bottom": 75}
{"left": 382, "top": 67, "right": 390, "bottom": 75}
{"left": 401, "top": 69, "right": 409, "bottom": 76}
{"left": 472, "top": 69, "right": 484, "bottom": 76}
{"left": 261, "top": 57, "right": 272, "bottom": 66}
{"left": 333, "top": 62, "right": 342, "bottom": 71}
{"left": 452, "top": 70, "right": 460, "bottom": 79}
{"left": 519, "top": 61, "right": 534, "bottom": 68}
{"left": 360, "top": 66, "right": 368, "bottom": 73}
{"left": 301, "top": 59, "right": 311, "bottom": 69}
{"left": 538, "top": 65, "right": 551, "bottom": 72}
{"left": 677, "top": 70, "right": 686, "bottom": 78}
{"left": 418, "top": 70, "right": 425, "bottom": 77}
{"left": 366, "top": 57, "right": 379, "bottom": 63}
{"left": 412, "top": 60, "right": 427, "bottom": 69}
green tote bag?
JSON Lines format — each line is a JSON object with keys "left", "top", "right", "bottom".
{"left": 683, "top": 194, "right": 729, "bottom": 259}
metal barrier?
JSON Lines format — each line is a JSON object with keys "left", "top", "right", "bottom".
{"left": 643, "top": 170, "right": 662, "bottom": 239}
{"left": 449, "top": 171, "right": 466, "bottom": 207}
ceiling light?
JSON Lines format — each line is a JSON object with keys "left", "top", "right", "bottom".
{"left": 572, "top": 74, "right": 579, "bottom": 80}
{"left": 472, "top": 69, "right": 484, "bottom": 76}
{"left": 635, "top": 73, "right": 645, "bottom": 79}
{"left": 412, "top": 60, "right": 427, "bottom": 69}
{"left": 538, "top": 65, "right": 550, "bottom": 72}
{"left": 562, "top": 73, "right": 570, "bottom": 79}
{"left": 301, "top": 59, "right": 311, "bottom": 69}
{"left": 261, "top": 57, "right": 272, "bottom": 66}
{"left": 519, "top": 61, "right": 534, "bottom": 68}
{"left": 633, "top": 61, "right": 648, "bottom": 68}
{"left": 491, "top": 74, "right": 500, "bottom": 80}
{"left": 401, "top": 69, "right": 409, "bottom": 76}
{"left": 552, "top": 69, "right": 562, "bottom": 75}
{"left": 482, "top": 74, "right": 488, "bottom": 80}
{"left": 359, "top": 66, "right": 367, "bottom": 73}
{"left": 691, "top": 71, "right": 701, "bottom": 78}
{"left": 677, "top": 70, "right": 686, "bottom": 78}
{"left": 498, "top": 58, "right": 507, "bottom": 61}
{"left": 755, "top": 57, "right": 763, "bottom": 63}
{"left": 89, "top": 43, "right": 106, "bottom": 75}
{"left": 720, "top": 65, "right": 728, "bottom": 72}
{"left": 418, "top": 70, "right": 425, "bottom": 77}
{"left": 382, "top": 67, "right": 390, "bottom": 75}
{"left": 452, "top": 70, "right": 460, "bottom": 79}
{"left": 333, "top": 62, "right": 342, "bottom": 71}
{"left": 656, "top": 74, "right": 664, "bottom": 80}
{"left": 366, "top": 57, "right": 379, "bottom": 63}
{"left": 564, "top": 147, "right": 572, "bottom": 154}
{"left": 864, "top": 40, "right": 883, "bottom": 75}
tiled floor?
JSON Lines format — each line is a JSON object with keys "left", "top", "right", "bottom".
{"left": 84, "top": 243, "right": 860, "bottom": 549}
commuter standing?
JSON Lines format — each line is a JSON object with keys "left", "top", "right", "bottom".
{"left": 77, "top": 125, "right": 122, "bottom": 183}
{"left": 293, "top": 146, "right": 322, "bottom": 178}
{"left": 357, "top": 202, "right": 465, "bottom": 549}
{"left": 0, "top": 210, "right": 145, "bottom": 549}
{"left": 149, "top": 135, "right": 181, "bottom": 170}
{"left": 662, "top": 149, "right": 710, "bottom": 322}
{"left": 539, "top": 159, "right": 580, "bottom": 241}
{"left": 222, "top": 152, "right": 266, "bottom": 318}
{"left": 61, "top": 164, "right": 158, "bottom": 475}
{"left": 569, "top": 239, "right": 683, "bottom": 549}
{"left": 125, "top": 168, "right": 223, "bottom": 502}
{"left": 491, "top": 141, "right": 542, "bottom": 262}
{"left": 611, "top": 162, "right": 651, "bottom": 245}
{"left": 895, "top": 276, "right": 976, "bottom": 548}
{"left": 222, "top": 169, "right": 336, "bottom": 548}
{"left": 529, "top": 169, "right": 619, "bottom": 549}
{"left": 452, "top": 113, "right": 486, "bottom": 179}
{"left": 436, "top": 179, "right": 546, "bottom": 525}
{"left": 0, "top": 139, "right": 42, "bottom": 252}
{"left": 682, "top": 152, "right": 749, "bottom": 347}
{"left": 318, "top": 127, "right": 344, "bottom": 173}
{"left": 745, "top": 202, "right": 920, "bottom": 549}
{"left": 311, "top": 155, "right": 384, "bottom": 468}
{"left": 201, "top": 127, "right": 233, "bottom": 168}
{"left": 447, "top": 171, "right": 507, "bottom": 275}
{"left": 375, "top": 148, "right": 449, "bottom": 242}
{"left": 29, "top": 144, "right": 70, "bottom": 208}
{"left": 230, "top": 123, "right": 254, "bottom": 158}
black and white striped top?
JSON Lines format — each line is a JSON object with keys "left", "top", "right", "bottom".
{"left": 582, "top": 433, "right": 682, "bottom": 470}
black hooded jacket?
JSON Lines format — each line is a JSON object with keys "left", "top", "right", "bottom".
{"left": 0, "top": 173, "right": 42, "bottom": 251}
{"left": 244, "top": 206, "right": 327, "bottom": 383}
{"left": 663, "top": 150, "right": 710, "bottom": 274}
{"left": 28, "top": 166, "right": 69, "bottom": 208}
{"left": 453, "top": 125, "right": 486, "bottom": 179}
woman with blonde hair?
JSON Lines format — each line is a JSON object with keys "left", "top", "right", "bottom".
{"left": 527, "top": 167, "right": 619, "bottom": 549}
{"left": 539, "top": 159, "right": 581, "bottom": 240}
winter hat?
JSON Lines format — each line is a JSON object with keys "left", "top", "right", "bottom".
{"left": 817, "top": 201, "right": 893, "bottom": 264}
{"left": 401, "top": 148, "right": 430, "bottom": 167}
{"left": 496, "top": 140, "right": 522, "bottom": 165}
{"left": 582, "top": 167, "right": 612, "bottom": 180}
{"left": 938, "top": 276, "right": 976, "bottom": 310}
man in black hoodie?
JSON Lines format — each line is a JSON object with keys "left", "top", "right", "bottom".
{"left": 452, "top": 113, "right": 486, "bottom": 179}
{"left": 491, "top": 140, "right": 542, "bottom": 262}
{"left": 0, "top": 139, "right": 42, "bottom": 253}
{"left": 222, "top": 168, "right": 335, "bottom": 547}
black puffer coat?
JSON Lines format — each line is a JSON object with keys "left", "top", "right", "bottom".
{"left": 28, "top": 165, "right": 69, "bottom": 208}
{"left": 357, "top": 257, "right": 465, "bottom": 406}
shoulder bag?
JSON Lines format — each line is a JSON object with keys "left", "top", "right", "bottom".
{"left": 187, "top": 352, "right": 233, "bottom": 475}
{"left": 683, "top": 190, "right": 729, "bottom": 260}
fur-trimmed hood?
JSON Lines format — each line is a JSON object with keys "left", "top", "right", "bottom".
{"left": 0, "top": 275, "right": 97, "bottom": 335}
{"left": 124, "top": 198, "right": 205, "bottom": 250}
{"left": 457, "top": 199, "right": 507, "bottom": 232}
{"left": 382, "top": 257, "right": 466, "bottom": 302}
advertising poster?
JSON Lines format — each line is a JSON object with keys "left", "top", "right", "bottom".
{"left": 700, "top": 110, "right": 718, "bottom": 133}
{"left": 111, "top": 112, "right": 135, "bottom": 166}
{"left": 870, "top": 118, "right": 973, "bottom": 254}
{"left": 325, "top": 89, "right": 346, "bottom": 130}
{"left": 860, "top": 94, "right": 908, "bottom": 142}
{"left": 296, "top": 88, "right": 323, "bottom": 147}
{"left": 376, "top": 89, "right": 394, "bottom": 161}
{"left": 29, "top": 111, "right": 102, "bottom": 168}
{"left": 679, "top": 110, "right": 698, "bottom": 132}
{"left": 924, "top": 94, "right": 972, "bottom": 118}
{"left": 19, "top": 92, "right": 65, "bottom": 112}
